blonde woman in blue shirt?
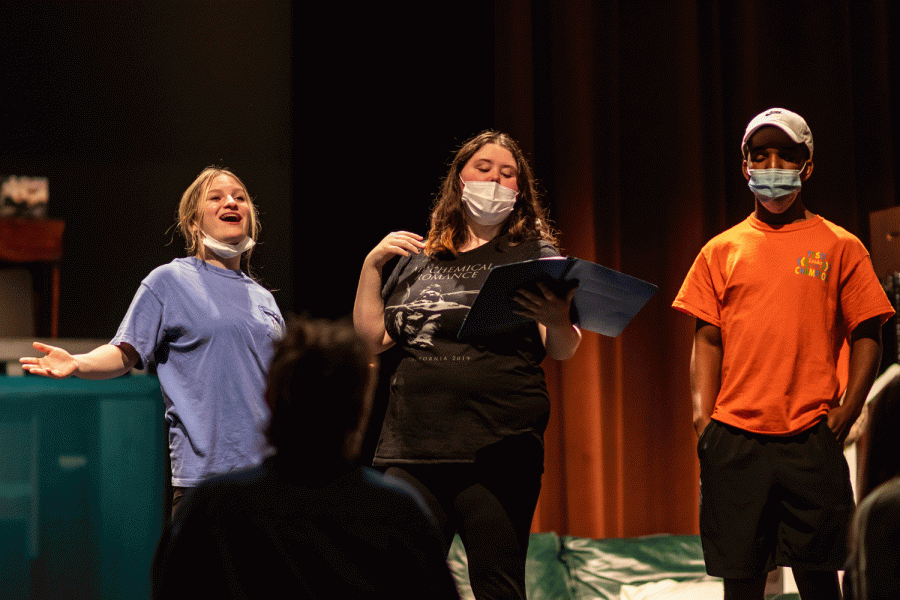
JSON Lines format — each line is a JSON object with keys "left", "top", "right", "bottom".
{"left": 20, "top": 167, "right": 285, "bottom": 514}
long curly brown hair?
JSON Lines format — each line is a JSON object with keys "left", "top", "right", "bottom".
{"left": 424, "top": 130, "right": 558, "bottom": 256}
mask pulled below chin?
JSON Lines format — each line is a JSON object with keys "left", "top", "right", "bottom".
{"left": 201, "top": 230, "right": 255, "bottom": 259}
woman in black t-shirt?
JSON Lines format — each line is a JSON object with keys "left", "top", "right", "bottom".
{"left": 353, "top": 130, "right": 581, "bottom": 600}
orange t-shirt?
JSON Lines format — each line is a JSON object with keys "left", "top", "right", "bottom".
{"left": 673, "top": 215, "right": 894, "bottom": 435}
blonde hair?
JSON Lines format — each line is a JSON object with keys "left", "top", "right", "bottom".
{"left": 425, "top": 130, "right": 558, "bottom": 257}
{"left": 177, "top": 166, "right": 260, "bottom": 269}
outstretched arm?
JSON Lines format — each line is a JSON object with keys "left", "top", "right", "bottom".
{"left": 691, "top": 319, "right": 722, "bottom": 437}
{"left": 353, "top": 231, "right": 425, "bottom": 354}
{"left": 20, "top": 342, "right": 140, "bottom": 380}
{"left": 828, "top": 316, "right": 882, "bottom": 445}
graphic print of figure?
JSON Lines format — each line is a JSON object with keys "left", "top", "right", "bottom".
{"left": 386, "top": 284, "right": 476, "bottom": 349}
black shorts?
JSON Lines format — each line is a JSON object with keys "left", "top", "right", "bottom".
{"left": 698, "top": 419, "right": 854, "bottom": 578}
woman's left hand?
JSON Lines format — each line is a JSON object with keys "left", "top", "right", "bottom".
{"left": 514, "top": 280, "right": 582, "bottom": 360}
{"left": 512, "top": 280, "right": 577, "bottom": 329}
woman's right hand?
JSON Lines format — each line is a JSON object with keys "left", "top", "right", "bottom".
{"left": 356, "top": 231, "right": 423, "bottom": 354}
{"left": 19, "top": 342, "right": 78, "bottom": 379}
{"left": 365, "top": 231, "right": 425, "bottom": 269}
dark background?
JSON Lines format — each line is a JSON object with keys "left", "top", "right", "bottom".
{"left": 1, "top": 2, "right": 494, "bottom": 336}
{"left": 7, "top": 1, "right": 895, "bottom": 339}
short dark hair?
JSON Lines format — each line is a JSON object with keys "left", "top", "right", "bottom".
{"left": 264, "top": 317, "right": 373, "bottom": 459}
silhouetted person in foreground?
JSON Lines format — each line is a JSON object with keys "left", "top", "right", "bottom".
{"left": 151, "top": 317, "right": 460, "bottom": 599}
{"left": 856, "top": 371, "right": 900, "bottom": 502}
{"left": 843, "top": 371, "right": 900, "bottom": 598}
{"left": 845, "top": 476, "right": 900, "bottom": 599}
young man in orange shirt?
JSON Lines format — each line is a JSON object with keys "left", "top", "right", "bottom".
{"left": 673, "top": 108, "right": 894, "bottom": 600}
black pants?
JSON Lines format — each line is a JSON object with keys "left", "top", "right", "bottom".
{"left": 384, "top": 435, "right": 544, "bottom": 600}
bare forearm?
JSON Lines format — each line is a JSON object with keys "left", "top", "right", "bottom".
{"left": 22, "top": 342, "right": 136, "bottom": 380}
{"left": 354, "top": 231, "right": 423, "bottom": 354}
{"left": 542, "top": 323, "right": 582, "bottom": 360}
{"left": 829, "top": 323, "right": 882, "bottom": 444}
{"left": 353, "top": 261, "right": 392, "bottom": 353}
{"left": 843, "top": 339, "right": 882, "bottom": 415}
{"left": 73, "top": 344, "right": 137, "bottom": 379}
{"left": 691, "top": 322, "right": 722, "bottom": 436}
{"left": 690, "top": 364, "right": 720, "bottom": 435}
{"left": 521, "top": 281, "right": 580, "bottom": 360}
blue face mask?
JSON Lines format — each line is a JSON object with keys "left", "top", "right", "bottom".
{"left": 747, "top": 164, "right": 808, "bottom": 215}
{"left": 747, "top": 168, "right": 802, "bottom": 199}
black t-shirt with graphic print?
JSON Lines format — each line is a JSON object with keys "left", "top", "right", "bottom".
{"left": 374, "top": 235, "right": 560, "bottom": 465}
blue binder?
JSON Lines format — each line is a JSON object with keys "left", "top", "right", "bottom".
{"left": 458, "top": 256, "right": 658, "bottom": 338}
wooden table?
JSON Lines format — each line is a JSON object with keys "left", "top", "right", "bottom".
{"left": 0, "top": 218, "right": 65, "bottom": 338}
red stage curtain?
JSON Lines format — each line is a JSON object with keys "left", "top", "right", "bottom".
{"left": 494, "top": 0, "right": 898, "bottom": 539}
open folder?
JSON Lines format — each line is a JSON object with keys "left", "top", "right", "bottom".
{"left": 458, "top": 256, "right": 658, "bottom": 338}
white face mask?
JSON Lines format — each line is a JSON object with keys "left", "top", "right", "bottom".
{"left": 460, "top": 178, "right": 518, "bottom": 226}
{"left": 200, "top": 230, "right": 255, "bottom": 259}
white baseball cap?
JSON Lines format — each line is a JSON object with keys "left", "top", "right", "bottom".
{"left": 741, "top": 108, "right": 813, "bottom": 159}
